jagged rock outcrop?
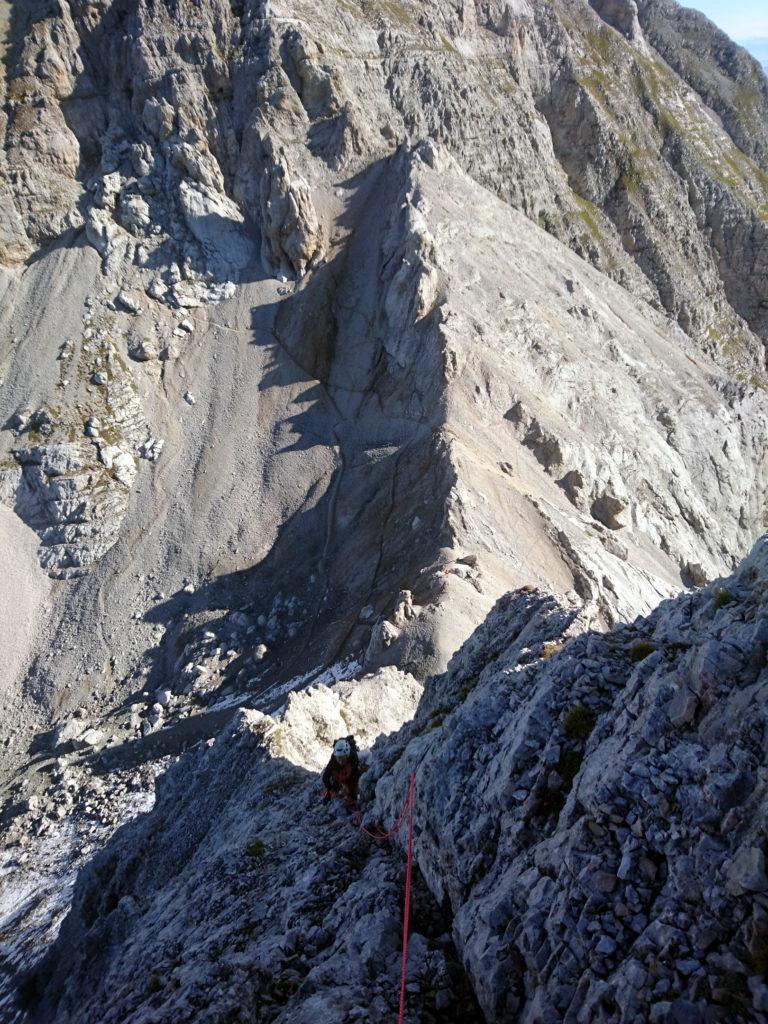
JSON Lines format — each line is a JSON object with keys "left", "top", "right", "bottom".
{"left": 17, "top": 670, "right": 437, "bottom": 1024}
{"left": 2, "top": 2, "right": 768, "bottom": 1020}
{"left": 368, "top": 539, "right": 768, "bottom": 1023}
{"left": 258, "top": 136, "right": 324, "bottom": 277}
{"left": 18, "top": 537, "right": 768, "bottom": 1023}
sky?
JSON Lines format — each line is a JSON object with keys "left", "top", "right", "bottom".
{"left": 688, "top": 1, "right": 768, "bottom": 43}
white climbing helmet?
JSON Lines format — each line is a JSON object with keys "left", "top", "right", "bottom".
{"left": 334, "top": 738, "right": 351, "bottom": 759}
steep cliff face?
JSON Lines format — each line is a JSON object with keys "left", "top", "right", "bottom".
{"left": 1, "top": 0, "right": 767, "bottom": 756}
{"left": 4, "top": 0, "right": 768, "bottom": 338}
{"left": 1, "top": 1, "right": 768, "bottom": 1020}
{"left": 634, "top": 0, "right": 768, "bottom": 167}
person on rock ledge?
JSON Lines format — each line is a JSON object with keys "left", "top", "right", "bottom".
{"left": 322, "top": 736, "right": 361, "bottom": 813}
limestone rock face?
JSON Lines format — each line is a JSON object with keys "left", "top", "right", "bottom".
{"left": 635, "top": 0, "right": 768, "bottom": 167}
{"left": 590, "top": 0, "right": 646, "bottom": 43}
{"left": 2, "top": 0, "right": 767, "bottom": 333}
{"left": 368, "top": 536, "right": 768, "bottom": 1022}
{"left": 1, "top": 2, "right": 768, "bottom": 1021}
{"left": 0, "top": 0, "right": 765, "bottom": 770}
{"left": 258, "top": 138, "right": 324, "bottom": 277}
{"left": 0, "top": 0, "right": 764, "bottom": 720}
{"left": 21, "top": 539, "right": 768, "bottom": 1024}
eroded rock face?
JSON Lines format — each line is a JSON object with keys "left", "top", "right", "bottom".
{"left": 369, "top": 535, "right": 768, "bottom": 1022}
{"left": 590, "top": 0, "right": 646, "bottom": 42}
{"left": 1, "top": 0, "right": 767, "bottom": 334}
{"left": 1, "top": 4, "right": 768, "bottom": 1020}
{"left": 23, "top": 539, "right": 768, "bottom": 1024}
{"left": 0, "top": 0, "right": 765, "bottom": 607}
{"left": 258, "top": 136, "right": 323, "bottom": 277}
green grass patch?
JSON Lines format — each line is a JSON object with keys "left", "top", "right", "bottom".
{"left": 564, "top": 704, "right": 595, "bottom": 742}
{"left": 628, "top": 640, "right": 655, "bottom": 663}
{"left": 541, "top": 640, "right": 565, "bottom": 660}
{"left": 244, "top": 837, "right": 266, "bottom": 859}
{"left": 571, "top": 193, "right": 603, "bottom": 243}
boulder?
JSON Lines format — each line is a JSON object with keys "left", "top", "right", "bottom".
{"left": 73, "top": 728, "right": 106, "bottom": 750}
{"left": 53, "top": 718, "right": 89, "bottom": 747}
{"left": 726, "top": 847, "right": 768, "bottom": 895}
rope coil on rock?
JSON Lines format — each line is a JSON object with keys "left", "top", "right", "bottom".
{"left": 353, "top": 781, "right": 410, "bottom": 841}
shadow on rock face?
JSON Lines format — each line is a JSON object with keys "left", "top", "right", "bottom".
{"left": 19, "top": 701, "right": 485, "bottom": 1024}
{"left": 126, "top": 156, "right": 457, "bottom": 740}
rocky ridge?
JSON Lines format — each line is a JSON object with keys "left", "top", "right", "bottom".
{"left": 3, "top": 134, "right": 764, "bottom": 771}
{"left": 4, "top": 0, "right": 768, "bottom": 343}
{"left": 371, "top": 536, "right": 768, "bottom": 1023}
{"left": 11, "top": 536, "right": 768, "bottom": 1024}
{"left": 0, "top": 0, "right": 766, "bottom": 732}
{"left": 1, "top": 1, "right": 768, "bottom": 1021}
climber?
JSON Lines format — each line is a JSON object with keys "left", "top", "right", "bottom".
{"left": 322, "top": 736, "right": 361, "bottom": 812}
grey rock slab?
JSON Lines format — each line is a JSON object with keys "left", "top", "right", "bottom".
{"left": 726, "top": 847, "right": 768, "bottom": 895}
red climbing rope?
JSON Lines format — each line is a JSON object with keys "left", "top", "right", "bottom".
{"left": 352, "top": 770, "right": 417, "bottom": 1024}
{"left": 397, "top": 770, "right": 416, "bottom": 1024}
{"left": 354, "top": 781, "right": 411, "bottom": 840}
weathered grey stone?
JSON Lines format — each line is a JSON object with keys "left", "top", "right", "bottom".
{"left": 72, "top": 729, "right": 105, "bottom": 750}
{"left": 727, "top": 847, "right": 768, "bottom": 895}
{"left": 52, "top": 718, "right": 89, "bottom": 748}
{"left": 2, "top": 4, "right": 768, "bottom": 1023}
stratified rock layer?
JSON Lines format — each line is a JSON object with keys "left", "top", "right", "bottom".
{"left": 2, "top": 3, "right": 768, "bottom": 1020}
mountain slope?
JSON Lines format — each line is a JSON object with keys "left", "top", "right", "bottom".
{"left": 20, "top": 537, "right": 768, "bottom": 1024}
{"left": 1, "top": 0, "right": 767, "bottom": 767}
{"left": 1, "top": 137, "right": 765, "bottom": 771}
{"left": 1, "top": 1, "right": 768, "bottom": 1019}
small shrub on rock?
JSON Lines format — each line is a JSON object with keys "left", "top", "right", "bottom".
{"left": 244, "top": 837, "right": 265, "bottom": 859}
{"left": 541, "top": 640, "right": 565, "bottom": 659}
{"left": 628, "top": 640, "right": 655, "bottom": 662}
{"left": 564, "top": 704, "right": 595, "bottom": 741}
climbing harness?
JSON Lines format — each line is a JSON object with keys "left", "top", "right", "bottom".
{"left": 354, "top": 770, "right": 416, "bottom": 1024}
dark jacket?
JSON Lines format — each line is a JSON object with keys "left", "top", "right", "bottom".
{"left": 322, "top": 737, "right": 361, "bottom": 795}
